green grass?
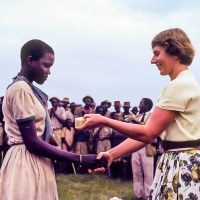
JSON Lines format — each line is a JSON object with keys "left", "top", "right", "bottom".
{"left": 56, "top": 174, "right": 135, "bottom": 200}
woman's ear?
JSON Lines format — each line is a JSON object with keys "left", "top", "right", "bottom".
{"left": 173, "top": 55, "right": 178, "bottom": 60}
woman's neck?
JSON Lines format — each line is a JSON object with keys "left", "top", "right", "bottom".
{"left": 170, "top": 64, "right": 188, "bottom": 80}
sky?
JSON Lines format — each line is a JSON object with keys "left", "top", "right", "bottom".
{"left": 0, "top": 0, "right": 200, "bottom": 111}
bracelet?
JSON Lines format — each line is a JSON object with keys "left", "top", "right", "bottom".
{"left": 79, "top": 154, "right": 82, "bottom": 167}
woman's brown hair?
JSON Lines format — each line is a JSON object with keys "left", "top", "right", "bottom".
{"left": 151, "top": 28, "right": 195, "bottom": 66}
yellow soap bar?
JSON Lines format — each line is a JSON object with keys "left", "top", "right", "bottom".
{"left": 75, "top": 117, "right": 86, "bottom": 128}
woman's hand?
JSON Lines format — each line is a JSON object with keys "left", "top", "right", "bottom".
{"left": 97, "top": 151, "right": 113, "bottom": 166}
{"left": 76, "top": 114, "right": 106, "bottom": 130}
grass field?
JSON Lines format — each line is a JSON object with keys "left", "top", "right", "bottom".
{"left": 56, "top": 173, "right": 135, "bottom": 200}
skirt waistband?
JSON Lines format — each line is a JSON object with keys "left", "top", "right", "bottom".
{"left": 162, "top": 139, "right": 200, "bottom": 151}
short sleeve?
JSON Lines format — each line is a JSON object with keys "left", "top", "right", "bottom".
{"left": 157, "top": 83, "right": 186, "bottom": 112}
{"left": 9, "top": 83, "right": 36, "bottom": 123}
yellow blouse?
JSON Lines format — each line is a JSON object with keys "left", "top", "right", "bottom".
{"left": 157, "top": 70, "right": 200, "bottom": 141}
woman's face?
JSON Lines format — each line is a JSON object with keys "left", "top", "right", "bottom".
{"left": 30, "top": 52, "right": 55, "bottom": 84}
{"left": 151, "top": 45, "right": 177, "bottom": 77}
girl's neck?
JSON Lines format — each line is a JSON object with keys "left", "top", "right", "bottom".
{"left": 18, "top": 67, "right": 33, "bottom": 83}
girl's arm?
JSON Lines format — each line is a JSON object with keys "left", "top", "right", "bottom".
{"left": 18, "top": 120, "right": 107, "bottom": 169}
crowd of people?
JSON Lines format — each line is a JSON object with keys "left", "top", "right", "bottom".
{"left": 0, "top": 93, "right": 163, "bottom": 196}
{"left": 47, "top": 96, "right": 161, "bottom": 179}
{"left": 42, "top": 95, "right": 165, "bottom": 198}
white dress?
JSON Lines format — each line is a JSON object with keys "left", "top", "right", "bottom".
{"left": 0, "top": 81, "right": 58, "bottom": 200}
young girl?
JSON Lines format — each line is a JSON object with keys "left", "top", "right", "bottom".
{"left": 0, "top": 39, "right": 106, "bottom": 200}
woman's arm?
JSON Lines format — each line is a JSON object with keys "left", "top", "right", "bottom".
{"left": 95, "top": 138, "right": 146, "bottom": 169}
{"left": 18, "top": 120, "right": 107, "bottom": 169}
{"left": 108, "top": 138, "right": 145, "bottom": 161}
{"left": 90, "top": 107, "right": 177, "bottom": 173}
{"left": 77, "top": 106, "right": 178, "bottom": 144}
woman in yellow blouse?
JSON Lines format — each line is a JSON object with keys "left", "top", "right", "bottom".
{"left": 77, "top": 28, "right": 200, "bottom": 199}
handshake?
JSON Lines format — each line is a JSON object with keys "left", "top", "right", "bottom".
{"left": 74, "top": 116, "right": 112, "bottom": 172}
{"left": 79, "top": 154, "right": 108, "bottom": 173}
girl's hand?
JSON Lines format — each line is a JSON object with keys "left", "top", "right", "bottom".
{"left": 88, "top": 151, "right": 113, "bottom": 174}
{"left": 81, "top": 154, "right": 108, "bottom": 169}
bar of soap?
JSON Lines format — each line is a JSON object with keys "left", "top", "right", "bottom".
{"left": 75, "top": 117, "right": 86, "bottom": 128}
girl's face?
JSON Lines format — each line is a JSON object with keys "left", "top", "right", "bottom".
{"left": 30, "top": 52, "right": 55, "bottom": 84}
{"left": 151, "top": 45, "right": 177, "bottom": 78}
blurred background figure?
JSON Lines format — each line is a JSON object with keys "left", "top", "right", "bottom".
{"left": 66, "top": 102, "right": 77, "bottom": 123}
{"left": 121, "top": 102, "right": 132, "bottom": 122}
{"left": 101, "top": 100, "right": 112, "bottom": 118}
{"left": 75, "top": 95, "right": 95, "bottom": 117}
{"left": 90, "top": 102, "right": 96, "bottom": 110}
{"left": 61, "top": 118, "right": 75, "bottom": 174}
{"left": 113, "top": 101, "right": 124, "bottom": 121}
{"left": 124, "top": 106, "right": 139, "bottom": 123}
{"left": 49, "top": 96, "right": 66, "bottom": 148}
{"left": 110, "top": 112, "right": 128, "bottom": 180}
{"left": 61, "top": 97, "right": 70, "bottom": 111}
{"left": 131, "top": 106, "right": 138, "bottom": 115}
{"left": 131, "top": 98, "right": 155, "bottom": 200}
